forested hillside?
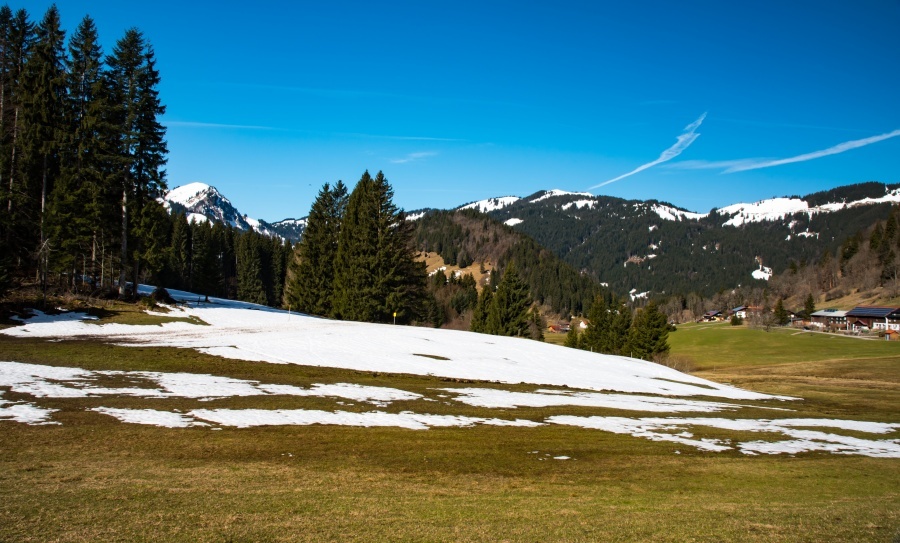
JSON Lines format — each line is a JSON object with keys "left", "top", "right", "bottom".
{"left": 413, "top": 209, "right": 603, "bottom": 317}
{"left": 482, "top": 185, "right": 900, "bottom": 298}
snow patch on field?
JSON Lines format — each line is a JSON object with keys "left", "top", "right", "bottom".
{"left": 442, "top": 388, "right": 755, "bottom": 413}
{"left": 504, "top": 218, "right": 523, "bottom": 226}
{"left": 92, "top": 406, "right": 542, "bottom": 431}
{"left": 549, "top": 416, "right": 900, "bottom": 457}
{"left": 0, "top": 361, "right": 422, "bottom": 405}
{"left": 0, "top": 398, "right": 58, "bottom": 425}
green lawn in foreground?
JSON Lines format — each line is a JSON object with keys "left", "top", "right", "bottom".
{"left": 0, "top": 314, "right": 898, "bottom": 542}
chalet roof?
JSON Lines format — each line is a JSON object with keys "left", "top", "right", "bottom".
{"left": 810, "top": 309, "right": 847, "bottom": 318}
{"left": 704, "top": 310, "right": 722, "bottom": 316}
{"left": 732, "top": 305, "right": 747, "bottom": 312}
{"left": 846, "top": 306, "right": 900, "bottom": 318}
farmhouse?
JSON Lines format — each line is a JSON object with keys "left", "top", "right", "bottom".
{"left": 703, "top": 310, "right": 723, "bottom": 322}
{"left": 845, "top": 306, "right": 900, "bottom": 331}
{"left": 809, "top": 309, "right": 848, "bottom": 328}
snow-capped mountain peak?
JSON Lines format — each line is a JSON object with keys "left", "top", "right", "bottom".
{"left": 164, "top": 182, "right": 220, "bottom": 208}
{"left": 162, "top": 183, "right": 305, "bottom": 241}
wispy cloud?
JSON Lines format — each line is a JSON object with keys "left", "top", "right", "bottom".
{"left": 164, "top": 120, "right": 276, "bottom": 130}
{"left": 666, "top": 158, "right": 766, "bottom": 171}
{"left": 391, "top": 151, "right": 438, "bottom": 164}
{"left": 588, "top": 113, "right": 707, "bottom": 190}
{"left": 722, "top": 129, "right": 900, "bottom": 173}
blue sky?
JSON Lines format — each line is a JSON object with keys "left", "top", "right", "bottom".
{"left": 27, "top": 0, "right": 900, "bottom": 221}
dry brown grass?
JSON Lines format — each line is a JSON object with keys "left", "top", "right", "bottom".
{"left": 419, "top": 252, "right": 493, "bottom": 290}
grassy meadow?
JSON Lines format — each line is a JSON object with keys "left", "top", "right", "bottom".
{"left": 1, "top": 306, "right": 898, "bottom": 542}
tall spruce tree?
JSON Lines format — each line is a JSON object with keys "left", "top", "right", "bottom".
{"left": 626, "top": 301, "right": 669, "bottom": 360}
{"left": 470, "top": 283, "right": 493, "bottom": 333}
{"left": 582, "top": 295, "right": 611, "bottom": 353}
{"left": 20, "top": 5, "right": 65, "bottom": 290}
{"left": 484, "top": 261, "right": 532, "bottom": 337}
{"left": 803, "top": 293, "right": 816, "bottom": 319}
{"left": 1, "top": 8, "right": 33, "bottom": 268}
{"left": 332, "top": 171, "right": 425, "bottom": 323}
{"left": 283, "top": 180, "right": 347, "bottom": 315}
{"left": 51, "top": 15, "right": 112, "bottom": 288}
{"left": 236, "top": 231, "right": 267, "bottom": 305}
{"left": 106, "top": 28, "right": 167, "bottom": 296}
{"left": 609, "top": 299, "right": 633, "bottom": 355}
{"left": 773, "top": 298, "right": 789, "bottom": 326}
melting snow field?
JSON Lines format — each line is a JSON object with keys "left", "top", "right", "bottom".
{"left": 1, "top": 292, "right": 898, "bottom": 457}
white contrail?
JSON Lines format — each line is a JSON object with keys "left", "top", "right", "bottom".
{"left": 723, "top": 129, "right": 900, "bottom": 173}
{"left": 589, "top": 113, "right": 706, "bottom": 189}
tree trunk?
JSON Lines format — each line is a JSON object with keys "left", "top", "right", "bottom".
{"left": 118, "top": 185, "right": 128, "bottom": 297}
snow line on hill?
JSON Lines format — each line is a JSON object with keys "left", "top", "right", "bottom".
{"left": 0, "top": 287, "right": 792, "bottom": 402}
{"left": 0, "top": 361, "right": 779, "bottom": 414}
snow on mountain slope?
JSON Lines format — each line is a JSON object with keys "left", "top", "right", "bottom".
{"left": 458, "top": 196, "right": 520, "bottom": 213}
{"left": 163, "top": 183, "right": 304, "bottom": 240}
{"left": 528, "top": 189, "right": 594, "bottom": 204}
{"left": 562, "top": 199, "right": 597, "bottom": 211}
{"left": 716, "top": 188, "right": 900, "bottom": 227}
{"left": 650, "top": 203, "right": 708, "bottom": 222}
{"left": 717, "top": 198, "right": 809, "bottom": 227}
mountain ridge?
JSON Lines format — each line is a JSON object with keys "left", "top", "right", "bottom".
{"left": 162, "top": 180, "right": 900, "bottom": 298}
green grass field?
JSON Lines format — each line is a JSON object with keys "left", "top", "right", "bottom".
{"left": 1, "top": 309, "right": 898, "bottom": 542}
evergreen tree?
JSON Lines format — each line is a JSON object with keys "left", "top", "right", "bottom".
{"left": 609, "top": 299, "right": 633, "bottom": 355}
{"left": 803, "top": 293, "right": 816, "bottom": 319}
{"left": 626, "top": 301, "right": 670, "bottom": 360}
{"left": 773, "top": 298, "right": 789, "bottom": 326}
{"left": 485, "top": 261, "right": 531, "bottom": 337}
{"left": 0, "top": 8, "right": 34, "bottom": 270}
{"left": 235, "top": 231, "right": 267, "bottom": 305}
{"left": 563, "top": 322, "right": 580, "bottom": 348}
{"left": 283, "top": 180, "right": 347, "bottom": 315}
{"left": 106, "top": 28, "right": 167, "bottom": 296}
{"left": 582, "top": 295, "right": 610, "bottom": 353}
{"left": 189, "top": 221, "right": 222, "bottom": 297}
{"left": 20, "top": 5, "right": 65, "bottom": 290}
{"left": 470, "top": 283, "right": 493, "bottom": 333}
{"left": 332, "top": 171, "right": 425, "bottom": 323}
{"left": 52, "top": 15, "right": 113, "bottom": 288}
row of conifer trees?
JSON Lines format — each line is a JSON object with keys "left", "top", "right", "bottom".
{"left": 565, "top": 296, "right": 671, "bottom": 360}
{"left": 0, "top": 5, "right": 167, "bottom": 296}
{"left": 283, "top": 171, "right": 427, "bottom": 324}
